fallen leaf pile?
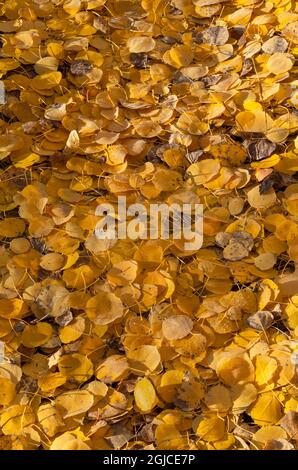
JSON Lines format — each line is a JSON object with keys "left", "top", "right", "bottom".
{"left": 0, "top": 0, "right": 298, "bottom": 451}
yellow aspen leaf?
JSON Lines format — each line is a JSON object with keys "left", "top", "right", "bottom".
{"left": 63, "top": 264, "right": 101, "bottom": 289}
{"left": 40, "top": 253, "right": 65, "bottom": 271}
{"left": 21, "top": 323, "right": 53, "bottom": 348}
{"left": 31, "top": 71, "right": 62, "bottom": 90}
{"left": 0, "top": 377, "right": 15, "bottom": 405}
{"left": 155, "top": 423, "right": 183, "bottom": 449}
{"left": 50, "top": 432, "right": 91, "bottom": 450}
{"left": 282, "top": 21, "right": 298, "bottom": 43}
{"left": 9, "top": 238, "right": 31, "bottom": 254}
{"left": 213, "top": 433, "right": 235, "bottom": 450}
{"left": 0, "top": 298, "right": 28, "bottom": 319}
{"left": 127, "top": 345, "right": 161, "bottom": 375}
{"left": 254, "top": 252, "right": 277, "bottom": 271}
{"left": 174, "top": 332, "right": 207, "bottom": 358}
{"left": 231, "top": 383, "right": 258, "bottom": 413}
{"left": 58, "top": 353, "right": 93, "bottom": 383}
{"left": 205, "top": 385, "right": 232, "bottom": 413}
{"left": 107, "top": 260, "right": 138, "bottom": 286}
{"left": 249, "top": 393, "right": 283, "bottom": 426}
{"left": 216, "top": 352, "right": 255, "bottom": 386}
{"left": 38, "top": 373, "right": 67, "bottom": 393}
{"left": 186, "top": 159, "right": 220, "bottom": 185}
{"left": 134, "top": 377, "right": 157, "bottom": 413}
{"left": 0, "top": 405, "right": 35, "bottom": 435}
{"left": 177, "top": 112, "right": 209, "bottom": 135}
{"left": 47, "top": 42, "right": 64, "bottom": 58}
{"left": 196, "top": 416, "right": 225, "bottom": 442}
{"left": 236, "top": 111, "right": 273, "bottom": 133}
{"left": 55, "top": 390, "right": 94, "bottom": 418}
{"left": 159, "top": 370, "right": 185, "bottom": 403}
{"left": 162, "top": 315, "right": 193, "bottom": 340}
{"left": 133, "top": 120, "right": 163, "bottom": 138}
{"left": 254, "top": 426, "right": 287, "bottom": 445}
{"left": 86, "top": 292, "right": 124, "bottom": 325}
{"left": 34, "top": 57, "right": 59, "bottom": 75}
{"left": 163, "top": 45, "right": 194, "bottom": 68}
{"left": 247, "top": 186, "right": 276, "bottom": 210}
{"left": 280, "top": 411, "right": 298, "bottom": 440}
{"left": 63, "top": 0, "right": 81, "bottom": 15}
{"left": 127, "top": 37, "right": 156, "bottom": 53}
{"left": 37, "top": 404, "right": 64, "bottom": 437}
{"left": 263, "top": 235, "right": 287, "bottom": 255}
{"left": 266, "top": 53, "right": 293, "bottom": 75}
{"left": 96, "top": 355, "right": 129, "bottom": 383}
{"left": 0, "top": 218, "right": 26, "bottom": 237}
{"left": 255, "top": 355, "right": 278, "bottom": 387}
{"left": 59, "top": 317, "right": 85, "bottom": 343}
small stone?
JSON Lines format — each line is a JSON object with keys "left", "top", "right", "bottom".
{"left": 70, "top": 60, "right": 92, "bottom": 76}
